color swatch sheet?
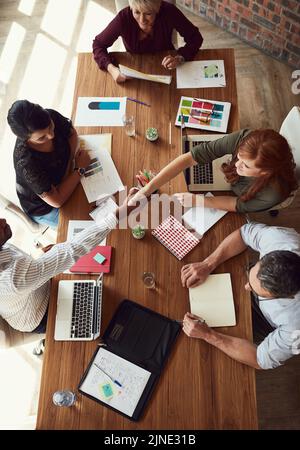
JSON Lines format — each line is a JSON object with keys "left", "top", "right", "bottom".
{"left": 176, "top": 60, "right": 226, "bottom": 88}
{"left": 75, "top": 97, "right": 126, "bottom": 126}
{"left": 152, "top": 215, "right": 200, "bottom": 260}
{"left": 175, "top": 96, "right": 231, "bottom": 133}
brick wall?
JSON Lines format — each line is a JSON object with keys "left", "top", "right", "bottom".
{"left": 177, "top": 0, "right": 300, "bottom": 68}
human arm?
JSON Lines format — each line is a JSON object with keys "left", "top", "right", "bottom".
{"left": 107, "top": 63, "right": 127, "bottom": 83}
{"left": 181, "top": 228, "right": 247, "bottom": 288}
{"left": 174, "top": 192, "right": 238, "bottom": 212}
{"left": 40, "top": 149, "right": 91, "bottom": 208}
{"left": 170, "top": 4, "right": 203, "bottom": 61}
{"left": 92, "top": 14, "right": 123, "bottom": 71}
{"left": 182, "top": 312, "right": 261, "bottom": 369}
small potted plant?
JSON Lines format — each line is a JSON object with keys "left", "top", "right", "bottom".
{"left": 132, "top": 225, "right": 146, "bottom": 240}
{"left": 146, "top": 127, "right": 159, "bottom": 142}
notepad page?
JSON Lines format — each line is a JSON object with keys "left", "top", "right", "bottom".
{"left": 189, "top": 273, "right": 236, "bottom": 327}
{"left": 80, "top": 347, "right": 151, "bottom": 417}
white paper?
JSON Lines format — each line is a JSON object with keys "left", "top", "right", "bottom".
{"left": 119, "top": 64, "right": 172, "bottom": 85}
{"left": 78, "top": 135, "right": 124, "bottom": 203}
{"left": 80, "top": 347, "right": 151, "bottom": 417}
{"left": 75, "top": 97, "right": 127, "bottom": 126}
{"left": 182, "top": 193, "right": 228, "bottom": 237}
{"left": 189, "top": 273, "right": 236, "bottom": 327}
{"left": 176, "top": 60, "right": 226, "bottom": 89}
{"left": 90, "top": 197, "right": 118, "bottom": 223}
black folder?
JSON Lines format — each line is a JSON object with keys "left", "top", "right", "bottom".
{"left": 78, "top": 299, "right": 181, "bottom": 421}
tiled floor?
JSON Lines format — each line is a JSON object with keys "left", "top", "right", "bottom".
{"left": 0, "top": 0, "right": 300, "bottom": 429}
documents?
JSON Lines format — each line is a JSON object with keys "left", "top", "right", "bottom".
{"left": 79, "top": 347, "right": 151, "bottom": 418}
{"left": 189, "top": 273, "right": 236, "bottom": 327}
{"left": 78, "top": 134, "right": 124, "bottom": 203}
{"left": 119, "top": 64, "right": 172, "bottom": 85}
{"left": 176, "top": 60, "right": 226, "bottom": 88}
{"left": 90, "top": 196, "right": 118, "bottom": 223}
{"left": 75, "top": 97, "right": 127, "bottom": 126}
{"left": 182, "top": 193, "right": 228, "bottom": 238}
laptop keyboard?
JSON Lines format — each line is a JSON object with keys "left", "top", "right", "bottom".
{"left": 191, "top": 141, "right": 213, "bottom": 184}
{"left": 71, "top": 282, "right": 95, "bottom": 338}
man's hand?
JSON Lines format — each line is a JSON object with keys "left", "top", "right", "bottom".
{"left": 41, "top": 244, "right": 54, "bottom": 253}
{"left": 162, "top": 55, "right": 184, "bottom": 70}
{"left": 182, "top": 312, "right": 211, "bottom": 340}
{"left": 116, "top": 187, "right": 144, "bottom": 220}
{"left": 108, "top": 64, "right": 127, "bottom": 83}
{"left": 181, "top": 261, "right": 211, "bottom": 288}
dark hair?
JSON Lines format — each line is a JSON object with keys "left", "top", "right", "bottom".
{"left": 221, "top": 129, "right": 298, "bottom": 202}
{"left": 7, "top": 100, "right": 51, "bottom": 140}
{"left": 258, "top": 250, "right": 300, "bottom": 298}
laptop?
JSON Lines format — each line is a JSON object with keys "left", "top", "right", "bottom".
{"left": 54, "top": 275, "right": 103, "bottom": 341}
{"left": 180, "top": 117, "right": 231, "bottom": 191}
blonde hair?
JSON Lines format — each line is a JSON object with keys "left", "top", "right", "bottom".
{"left": 129, "top": 0, "right": 162, "bottom": 13}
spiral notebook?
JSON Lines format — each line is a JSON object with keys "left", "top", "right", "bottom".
{"left": 152, "top": 215, "right": 200, "bottom": 260}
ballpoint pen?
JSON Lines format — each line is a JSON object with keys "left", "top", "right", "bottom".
{"left": 127, "top": 97, "right": 151, "bottom": 107}
{"left": 93, "top": 363, "right": 123, "bottom": 387}
{"left": 176, "top": 317, "right": 206, "bottom": 325}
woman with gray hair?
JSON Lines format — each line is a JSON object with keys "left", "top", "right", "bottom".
{"left": 93, "top": 0, "right": 203, "bottom": 83}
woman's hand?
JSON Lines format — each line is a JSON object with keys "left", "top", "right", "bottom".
{"left": 75, "top": 149, "right": 91, "bottom": 169}
{"left": 107, "top": 64, "right": 127, "bottom": 83}
{"left": 162, "top": 54, "right": 184, "bottom": 70}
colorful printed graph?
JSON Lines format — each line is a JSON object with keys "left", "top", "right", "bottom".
{"left": 175, "top": 96, "right": 231, "bottom": 133}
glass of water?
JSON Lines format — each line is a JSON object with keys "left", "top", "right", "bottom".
{"left": 122, "top": 114, "right": 135, "bottom": 137}
{"left": 142, "top": 272, "right": 156, "bottom": 289}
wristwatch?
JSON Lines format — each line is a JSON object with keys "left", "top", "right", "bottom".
{"left": 74, "top": 167, "right": 86, "bottom": 176}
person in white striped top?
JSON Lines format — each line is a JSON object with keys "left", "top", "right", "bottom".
{"left": 0, "top": 189, "right": 139, "bottom": 333}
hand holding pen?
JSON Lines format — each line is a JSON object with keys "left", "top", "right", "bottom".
{"left": 181, "top": 312, "right": 211, "bottom": 340}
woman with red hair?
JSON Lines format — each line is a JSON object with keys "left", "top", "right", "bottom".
{"left": 132, "top": 129, "right": 298, "bottom": 213}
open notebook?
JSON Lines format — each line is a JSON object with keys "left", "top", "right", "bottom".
{"left": 189, "top": 273, "right": 236, "bottom": 327}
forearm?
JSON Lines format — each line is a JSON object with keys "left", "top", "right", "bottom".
{"left": 143, "top": 153, "right": 193, "bottom": 196}
{"left": 204, "top": 195, "right": 237, "bottom": 212}
{"left": 43, "top": 172, "right": 81, "bottom": 208}
{"left": 68, "top": 128, "right": 79, "bottom": 159}
{"left": 204, "top": 229, "right": 247, "bottom": 272}
{"left": 205, "top": 329, "right": 261, "bottom": 369}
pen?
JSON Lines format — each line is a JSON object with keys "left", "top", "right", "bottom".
{"left": 176, "top": 318, "right": 206, "bottom": 325}
{"left": 93, "top": 363, "right": 123, "bottom": 387}
{"left": 127, "top": 97, "right": 151, "bottom": 107}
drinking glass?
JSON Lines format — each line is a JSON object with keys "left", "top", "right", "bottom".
{"left": 122, "top": 114, "right": 135, "bottom": 137}
{"left": 142, "top": 272, "right": 156, "bottom": 289}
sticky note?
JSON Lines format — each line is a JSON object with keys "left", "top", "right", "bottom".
{"left": 100, "top": 382, "right": 114, "bottom": 399}
{"left": 93, "top": 253, "right": 106, "bottom": 264}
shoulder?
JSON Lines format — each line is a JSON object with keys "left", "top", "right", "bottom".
{"left": 241, "top": 222, "right": 300, "bottom": 254}
{"left": 118, "top": 6, "right": 134, "bottom": 24}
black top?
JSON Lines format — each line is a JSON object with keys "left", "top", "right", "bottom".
{"left": 13, "top": 109, "right": 72, "bottom": 216}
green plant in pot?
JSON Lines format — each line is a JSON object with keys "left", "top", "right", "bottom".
{"left": 132, "top": 225, "right": 146, "bottom": 240}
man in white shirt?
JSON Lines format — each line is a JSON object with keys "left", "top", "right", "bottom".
{"left": 181, "top": 222, "right": 300, "bottom": 370}
{"left": 0, "top": 190, "right": 138, "bottom": 333}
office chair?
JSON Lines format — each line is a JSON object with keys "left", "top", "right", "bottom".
{"left": 267, "top": 106, "right": 300, "bottom": 216}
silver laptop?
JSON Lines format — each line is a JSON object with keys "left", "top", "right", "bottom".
{"left": 180, "top": 118, "right": 231, "bottom": 191}
{"left": 54, "top": 275, "right": 103, "bottom": 341}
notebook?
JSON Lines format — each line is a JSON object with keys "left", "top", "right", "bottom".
{"left": 152, "top": 215, "right": 200, "bottom": 260}
{"left": 78, "top": 300, "right": 181, "bottom": 420}
{"left": 182, "top": 193, "right": 228, "bottom": 238}
{"left": 69, "top": 245, "right": 112, "bottom": 274}
{"left": 54, "top": 275, "right": 103, "bottom": 341}
{"left": 189, "top": 273, "right": 236, "bottom": 327}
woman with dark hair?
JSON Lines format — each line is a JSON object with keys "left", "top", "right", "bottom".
{"left": 93, "top": 0, "right": 203, "bottom": 83}
{"left": 130, "top": 129, "right": 298, "bottom": 213}
{"left": 7, "top": 100, "right": 91, "bottom": 229}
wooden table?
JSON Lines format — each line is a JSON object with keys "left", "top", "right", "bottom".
{"left": 37, "top": 49, "right": 257, "bottom": 430}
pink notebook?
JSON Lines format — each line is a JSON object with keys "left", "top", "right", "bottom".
{"left": 152, "top": 215, "right": 200, "bottom": 260}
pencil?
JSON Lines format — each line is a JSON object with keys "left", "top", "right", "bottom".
{"left": 127, "top": 97, "right": 151, "bottom": 107}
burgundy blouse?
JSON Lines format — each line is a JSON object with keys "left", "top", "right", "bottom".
{"left": 93, "top": 1, "right": 203, "bottom": 70}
